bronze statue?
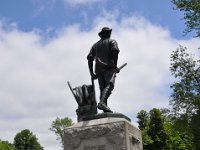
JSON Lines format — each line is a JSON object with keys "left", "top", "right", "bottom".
{"left": 87, "top": 27, "right": 120, "bottom": 113}
{"left": 68, "top": 27, "right": 127, "bottom": 121}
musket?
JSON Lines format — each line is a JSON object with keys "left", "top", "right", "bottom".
{"left": 110, "top": 63, "right": 127, "bottom": 83}
{"left": 118, "top": 63, "right": 127, "bottom": 71}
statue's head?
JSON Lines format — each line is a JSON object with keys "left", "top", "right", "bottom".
{"left": 98, "top": 27, "right": 112, "bottom": 38}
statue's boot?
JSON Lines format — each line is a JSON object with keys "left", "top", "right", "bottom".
{"left": 97, "top": 86, "right": 113, "bottom": 113}
{"left": 98, "top": 102, "right": 113, "bottom": 113}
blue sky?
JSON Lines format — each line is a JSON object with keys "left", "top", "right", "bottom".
{"left": 1, "top": 0, "right": 199, "bottom": 150}
{"left": 0, "top": 0, "right": 187, "bottom": 38}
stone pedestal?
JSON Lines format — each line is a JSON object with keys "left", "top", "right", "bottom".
{"left": 64, "top": 117, "right": 143, "bottom": 150}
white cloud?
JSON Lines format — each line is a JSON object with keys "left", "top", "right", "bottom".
{"left": 0, "top": 14, "right": 199, "bottom": 149}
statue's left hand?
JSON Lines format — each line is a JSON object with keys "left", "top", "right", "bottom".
{"left": 114, "top": 67, "right": 120, "bottom": 73}
{"left": 91, "top": 73, "right": 98, "bottom": 80}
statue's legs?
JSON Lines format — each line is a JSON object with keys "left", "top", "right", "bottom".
{"left": 97, "top": 70, "right": 115, "bottom": 112}
{"left": 100, "top": 84, "right": 114, "bottom": 105}
{"left": 98, "top": 84, "right": 113, "bottom": 112}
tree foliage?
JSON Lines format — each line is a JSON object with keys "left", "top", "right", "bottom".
{"left": 191, "top": 109, "right": 200, "bottom": 149}
{"left": 170, "top": 45, "right": 200, "bottom": 149}
{"left": 137, "top": 108, "right": 169, "bottom": 150}
{"left": 49, "top": 117, "right": 73, "bottom": 147}
{"left": 137, "top": 110, "right": 149, "bottom": 130}
{"left": 147, "top": 108, "right": 169, "bottom": 150}
{"left": 172, "top": 0, "right": 200, "bottom": 37}
{"left": 164, "top": 121, "right": 193, "bottom": 150}
{"left": 13, "top": 129, "right": 43, "bottom": 150}
{"left": 137, "top": 110, "right": 153, "bottom": 149}
{"left": 163, "top": 111, "right": 193, "bottom": 150}
{"left": 0, "top": 140, "right": 16, "bottom": 150}
{"left": 137, "top": 108, "right": 195, "bottom": 150}
{"left": 170, "top": 45, "right": 200, "bottom": 116}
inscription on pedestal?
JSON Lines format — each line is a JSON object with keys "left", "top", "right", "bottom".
{"left": 84, "top": 145, "right": 106, "bottom": 150}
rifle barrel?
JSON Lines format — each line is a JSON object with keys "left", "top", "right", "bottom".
{"left": 118, "top": 63, "right": 127, "bottom": 71}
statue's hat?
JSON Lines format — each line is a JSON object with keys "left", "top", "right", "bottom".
{"left": 98, "top": 27, "right": 112, "bottom": 37}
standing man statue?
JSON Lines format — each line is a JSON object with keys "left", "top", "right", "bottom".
{"left": 87, "top": 27, "right": 120, "bottom": 113}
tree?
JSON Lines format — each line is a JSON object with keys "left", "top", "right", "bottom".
{"left": 191, "top": 109, "right": 200, "bottom": 150}
{"left": 164, "top": 122, "right": 193, "bottom": 150}
{"left": 171, "top": 1, "right": 200, "bottom": 147}
{"left": 147, "top": 108, "right": 169, "bottom": 150}
{"left": 170, "top": 45, "right": 200, "bottom": 116}
{"left": 49, "top": 117, "right": 73, "bottom": 147}
{"left": 137, "top": 110, "right": 153, "bottom": 149}
{"left": 137, "top": 108, "right": 194, "bottom": 149}
{"left": 137, "top": 110, "right": 149, "bottom": 130}
{"left": 172, "top": 0, "right": 200, "bottom": 37}
{"left": 170, "top": 45, "right": 200, "bottom": 149}
{"left": 0, "top": 140, "right": 16, "bottom": 150}
{"left": 163, "top": 114, "right": 193, "bottom": 150}
{"left": 137, "top": 108, "right": 170, "bottom": 150}
{"left": 13, "top": 129, "right": 43, "bottom": 150}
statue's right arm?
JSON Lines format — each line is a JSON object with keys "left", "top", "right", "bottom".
{"left": 87, "top": 48, "right": 97, "bottom": 79}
